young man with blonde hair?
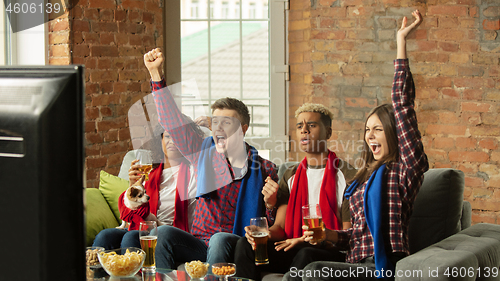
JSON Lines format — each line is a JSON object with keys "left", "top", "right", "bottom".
{"left": 234, "top": 103, "right": 356, "bottom": 280}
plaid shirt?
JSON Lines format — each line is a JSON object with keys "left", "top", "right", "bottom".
{"left": 337, "top": 59, "right": 429, "bottom": 263}
{"left": 151, "top": 80, "right": 278, "bottom": 245}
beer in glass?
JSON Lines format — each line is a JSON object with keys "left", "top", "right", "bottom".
{"left": 138, "top": 164, "right": 153, "bottom": 181}
{"left": 250, "top": 217, "right": 269, "bottom": 265}
{"left": 302, "top": 204, "right": 325, "bottom": 244}
{"left": 139, "top": 221, "right": 158, "bottom": 271}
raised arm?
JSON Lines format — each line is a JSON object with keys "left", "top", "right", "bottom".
{"left": 144, "top": 48, "right": 204, "bottom": 166}
{"left": 392, "top": 11, "right": 429, "bottom": 197}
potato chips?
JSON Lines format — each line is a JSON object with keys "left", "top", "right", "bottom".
{"left": 185, "top": 260, "right": 209, "bottom": 278}
{"left": 99, "top": 249, "right": 145, "bottom": 276}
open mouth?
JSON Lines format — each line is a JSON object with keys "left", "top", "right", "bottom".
{"left": 300, "top": 138, "right": 310, "bottom": 145}
{"left": 370, "top": 143, "right": 381, "bottom": 154}
{"left": 216, "top": 135, "right": 227, "bottom": 148}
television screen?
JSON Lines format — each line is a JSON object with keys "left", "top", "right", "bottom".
{"left": 0, "top": 65, "right": 85, "bottom": 281}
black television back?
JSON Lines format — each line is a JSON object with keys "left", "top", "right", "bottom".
{"left": 0, "top": 65, "right": 85, "bottom": 281}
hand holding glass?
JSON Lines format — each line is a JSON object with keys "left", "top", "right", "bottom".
{"left": 249, "top": 217, "right": 269, "bottom": 265}
{"left": 302, "top": 204, "right": 325, "bottom": 244}
{"left": 139, "top": 221, "right": 158, "bottom": 271}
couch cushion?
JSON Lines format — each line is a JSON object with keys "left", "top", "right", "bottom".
{"left": 85, "top": 188, "right": 120, "bottom": 246}
{"left": 395, "top": 248, "right": 478, "bottom": 281}
{"left": 99, "top": 170, "right": 129, "bottom": 223}
{"left": 408, "top": 168, "right": 465, "bottom": 254}
{"left": 396, "top": 223, "right": 500, "bottom": 281}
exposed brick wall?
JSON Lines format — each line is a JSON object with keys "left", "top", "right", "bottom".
{"left": 48, "top": 0, "right": 163, "bottom": 188}
{"left": 289, "top": 0, "right": 500, "bottom": 225}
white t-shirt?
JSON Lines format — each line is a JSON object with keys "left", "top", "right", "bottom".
{"left": 287, "top": 167, "right": 346, "bottom": 218}
{"left": 156, "top": 165, "right": 197, "bottom": 229}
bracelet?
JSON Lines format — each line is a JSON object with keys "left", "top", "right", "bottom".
{"left": 265, "top": 203, "right": 275, "bottom": 210}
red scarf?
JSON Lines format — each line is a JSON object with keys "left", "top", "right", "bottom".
{"left": 146, "top": 162, "right": 191, "bottom": 232}
{"left": 284, "top": 150, "right": 341, "bottom": 239}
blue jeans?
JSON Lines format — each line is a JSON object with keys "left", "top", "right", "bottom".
{"left": 207, "top": 232, "right": 240, "bottom": 265}
{"left": 156, "top": 225, "right": 240, "bottom": 269}
{"left": 92, "top": 228, "right": 141, "bottom": 250}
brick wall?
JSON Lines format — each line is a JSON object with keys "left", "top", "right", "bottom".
{"left": 48, "top": 0, "right": 163, "bottom": 188}
{"left": 288, "top": 0, "right": 500, "bottom": 224}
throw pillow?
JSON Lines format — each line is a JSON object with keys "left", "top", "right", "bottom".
{"left": 99, "top": 170, "right": 129, "bottom": 223}
{"left": 85, "top": 188, "right": 119, "bottom": 246}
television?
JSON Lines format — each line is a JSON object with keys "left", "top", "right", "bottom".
{"left": 0, "top": 65, "right": 85, "bottom": 281}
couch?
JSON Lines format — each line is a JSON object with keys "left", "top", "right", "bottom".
{"left": 276, "top": 168, "right": 500, "bottom": 281}
{"left": 394, "top": 168, "right": 500, "bottom": 281}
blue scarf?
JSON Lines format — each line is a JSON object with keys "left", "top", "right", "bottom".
{"left": 195, "top": 137, "right": 263, "bottom": 236}
{"left": 195, "top": 137, "right": 231, "bottom": 198}
{"left": 344, "top": 164, "right": 393, "bottom": 279}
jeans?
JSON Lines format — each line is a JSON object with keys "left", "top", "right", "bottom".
{"left": 156, "top": 225, "right": 240, "bottom": 269}
{"left": 92, "top": 228, "right": 141, "bottom": 249}
{"left": 207, "top": 232, "right": 240, "bottom": 265}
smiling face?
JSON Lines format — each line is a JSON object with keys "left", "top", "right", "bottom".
{"left": 211, "top": 108, "right": 248, "bottom": 155}
{"left": 365, "top": 114, "right": 389, "bottom": 161}
{"left": 296, "top": 112, "right": 332, "bottom": 154}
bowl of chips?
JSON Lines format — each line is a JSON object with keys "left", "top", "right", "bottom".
{"left": 185, "top": 260, "right": 209, "bottom": 280}
{"left": 98, "top": 247, "right": 145, "bottom": 277}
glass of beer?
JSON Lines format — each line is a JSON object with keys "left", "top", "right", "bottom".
{"left": 137, "top": 151, "right": 153, "bottom": 181}
{"left": 249, "top": 217, "right": 269, "bottom": 265}
{"left": 139, "top": 221, "right": 158, "bottom": 271}
{"left": 302, "top": 204, "right": 325, "bottom": 244}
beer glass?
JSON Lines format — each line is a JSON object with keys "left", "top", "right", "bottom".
{"left": 136, "top": 150, "right": 153, "bottom": 181}
{"left": 249, "top": 217, "right": 269, "bottom": 265}
{"left": 302, "top": 204, "right": 325, "bottom": 244}
{"left": 139, "top": 221, "right": 158, "bottom": 271}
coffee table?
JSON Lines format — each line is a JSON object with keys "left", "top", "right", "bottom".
{"left": 86, "top": 267, "right": 254, "bottom": 281}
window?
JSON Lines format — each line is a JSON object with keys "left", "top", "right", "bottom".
{"left": 1, "top": 0, "right": 46, "bottom": 65}
{"left": 221, "top": 1, "right": 229, "bottom": 19}
{"left": 210, "top": 0, "right": 215, "bottom": 19}
{"left": 248, "top": 2, "right": 256, "bottom": 19}
{"left": 233, "top": 1, "right": 240, "bottom": 19}
{"left": 166, "top": 0, "right": 288, "bottom": 163}
{"left": 190, "top": 0, "right": 200, "bottom": 19}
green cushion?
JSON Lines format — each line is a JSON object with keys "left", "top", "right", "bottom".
{"left": 99, "top": 170, "right": 129, "bottom": 223}
{"left": 85, "top": 188, "right": 120, "bottom": 246}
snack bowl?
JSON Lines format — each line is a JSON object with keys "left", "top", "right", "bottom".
{"left": 185, "top": 260, "right": 209, "bottom": 280}
{"left": 97, "top": 247, "right": 145, "bottom": 277}
{"left": 86, "top": 246, "right": 105, "bottom": 268}
{"left": 211, "top": 263, "right": 236, "bottom": 280}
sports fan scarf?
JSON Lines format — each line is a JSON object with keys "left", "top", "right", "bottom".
{"left": 344, "top": 164, "right": 393, "bottom": 279}
{"left": 284, "top": 150, "right": 341, "bottom": 239}
{"left": 196, "top": 137, "right": 264, "bottom": 237}
{"left": 119, "top": 162, "right": 191, "bottom": 232}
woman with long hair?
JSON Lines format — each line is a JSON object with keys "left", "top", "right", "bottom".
{"left": 287, "top": 10, "right": 429, "bottom": 281}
